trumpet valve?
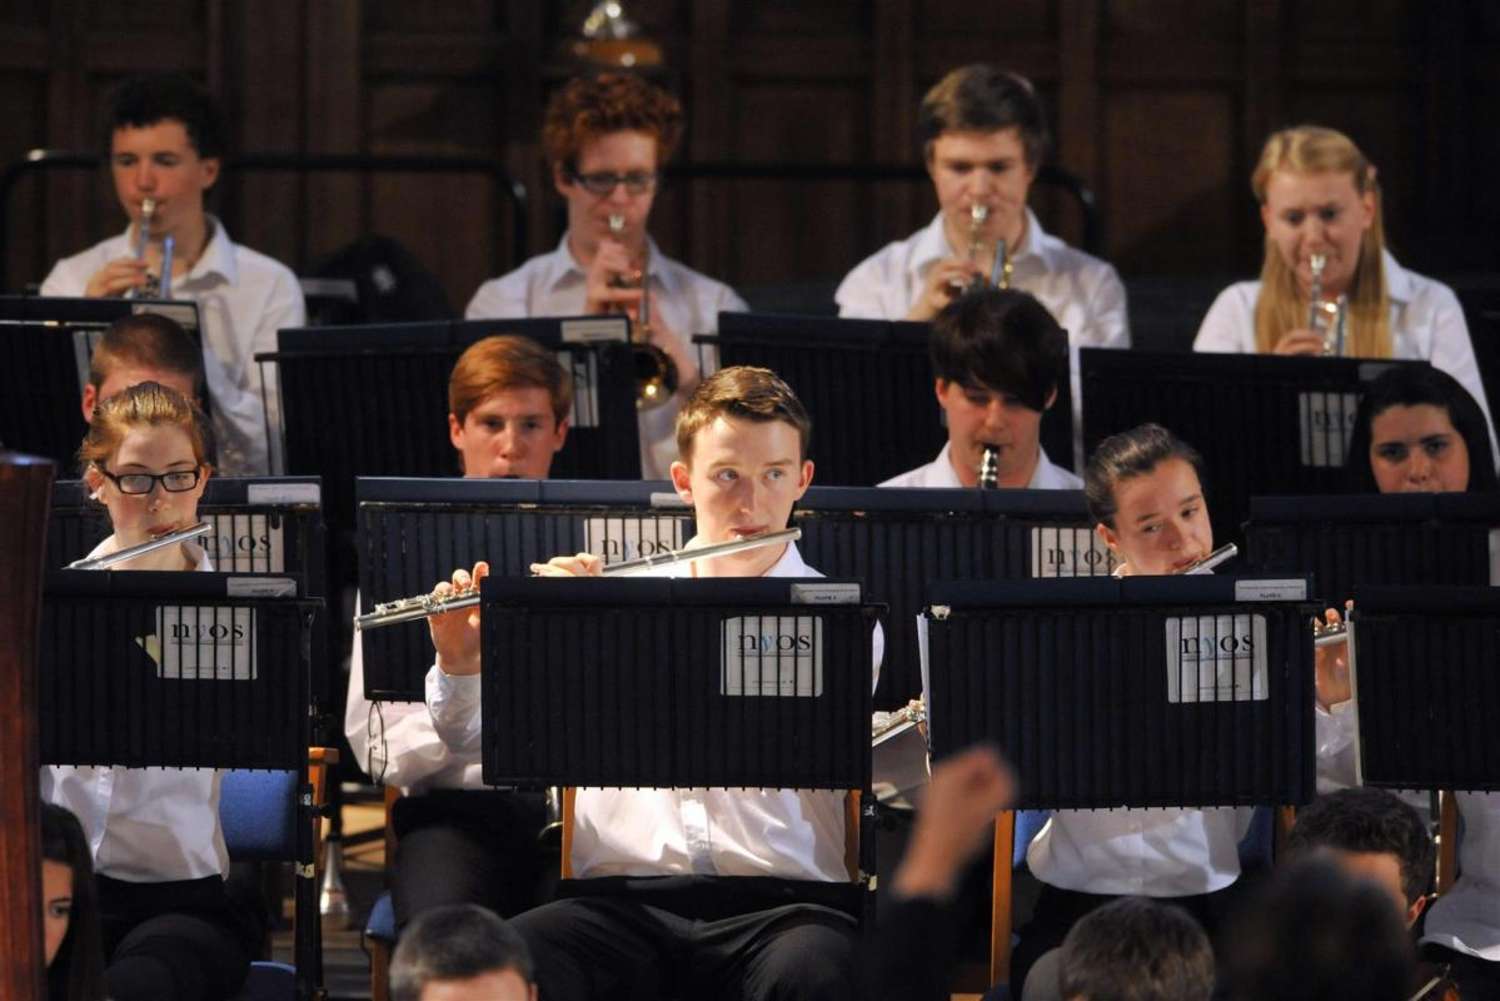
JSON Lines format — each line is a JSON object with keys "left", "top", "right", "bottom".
{"left": 977, "top": 445, "right": 1000, "bottom": 489}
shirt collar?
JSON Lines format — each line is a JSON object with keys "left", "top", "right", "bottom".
{"left": 117, "top": 214, "right": 237, "bottom": 285}
{"left": 909, "top": 208, "right": 1056, "bottom": 278}
{"left": 676, "top": 536, "right": 811, "bottom": 577}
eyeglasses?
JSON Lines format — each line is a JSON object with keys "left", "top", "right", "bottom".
{"left": 98, "top": 467, "right": 203, "bottom": 495}
{"left": 567, "top": 170, "right": 658, "bottom": 196}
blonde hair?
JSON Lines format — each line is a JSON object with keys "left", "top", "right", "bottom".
{"left": 77, "top": 380, "right": 214, "bottom": 474}
{"left": 1251, "top": 125, "right": 1390, "bottom": 357}
{"left": 674, "top": 366, "right": 811, "bottom": 465}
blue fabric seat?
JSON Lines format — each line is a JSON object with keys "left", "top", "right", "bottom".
{"left": 366, "top": 890, "right": 397, "bottom": 943}
{"left": 220, "top": 769, "right": 301, "bottom": 1000}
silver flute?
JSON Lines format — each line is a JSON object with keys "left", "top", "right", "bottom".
{"left": 1181, "top": 542, "right": 1238, "bottom": 575}
{"left": 354, "top": 527, "right": 803, "bottom": 631}
{"left": 67, "top": 521, "right": 213, "bottom": 570}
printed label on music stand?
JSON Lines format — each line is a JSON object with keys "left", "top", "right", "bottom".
{"left": 1030, "top": 525, "right": 1119, "bottom": 578}
{"left": 150, "top": 606, "right": 258, "bottom": 680}
{"left": 720, "top": 615, "right": 824, "bottom": 697}
{"left": 556, "top": 349, "right": 601, "bottom": 428}
{"left": 583, "top": 515, "right": 689, "bottom": 564}
{"left": 204, "top": 512, "right": 285, "bottom": 573}
{"left": 1298, "top": 391, "right": 1359, "bottom": 467}
{"left": 1164, "top": 613, "right": 1268, "bottom": 703}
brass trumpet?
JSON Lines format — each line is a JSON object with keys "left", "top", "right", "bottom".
{"left": 126, "top": 198, "right": 158, "bottom": 300}
{"left": 978, "top": 445, "right": 1000, "bottom": 489}
{"left": 607, "top": 214, "right": 678, "bottom": 410}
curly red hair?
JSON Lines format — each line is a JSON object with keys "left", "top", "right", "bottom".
{"left": 541, "top": 73, "right": 683, "bottom": 171}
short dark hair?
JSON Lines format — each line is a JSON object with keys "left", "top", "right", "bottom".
{"left": 1057, "top": 897, "right": 1215, "bottom": 1001}
{"left": 105, "top": 73, "right": 227, "bottom": 159}
{"left": 918, "top": 65, "right": 1051, "bottom": 168}
{"left": 390, "top": 904, "right": 533, "bottom": 1001}
{"left": 1345, "top": 364, "right": 1498, "bottom": 493}
{"left": 1221, "top": 857, "right": 1415, "bottom": 1001}
{"left": 1286, "top": 787, "right": 1434, "bottom": 907}
{"left": 930, "top": 288, "right": 1066, "bottom": 413}
{"left": 1084, "top": 423, "right": 1205, "bottom": 528}
{"left": 89, "top": 313, "right": 205, "bottom": 397}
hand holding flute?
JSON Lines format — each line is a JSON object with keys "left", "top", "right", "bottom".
{"left": 1313, "top": 600, "right": 1354, "bottom": 710}
{"left": 427, "top": 561, "right": 490, "bottom": 677}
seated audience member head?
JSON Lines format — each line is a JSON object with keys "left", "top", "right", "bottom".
{"left": 1084, "top": 423, "right": 1212, "bottom": 575}
{"left": 82, "top": 312, "right": 204, "bottom": 421}
{"left": 1250, "top": 125, "right": 1389, "bottom": 357}
{"left": 543, "top": 72, "right": 683, "bottom": 251}
{"left": 1286, "top": 787, "right": 1434, "bottom": 929}
{"left": 1345, "top": 364, "right": 1496, "bottom": 495}
{"left": 670, "top": 366, "right": 813, "bottom": 576}
{"left": 389, "top": 904, "right": 536, "bottom": 1001}
{"left": 105, "top": 73, "right": 226, "bottom": 237}
{"left": 78, "top": 381, "right": 213, "bottom": 554}
{"left": 1221, "top": 856, "right": 1415, "bottom": 1001}
{"left": 448, "top": 335, "right": 573, "bottom": 479}
{"left": 918, "top": 65, "right": 1049, "bottom": 250}
{"left": 930, "top": 287, "right": 1067, "bottom": 487}
{"left": 41, "top": 803, "right": 105, "bottom": 1001}
{"left": 1056, "top": 896, "right": 1215, "bottom": 1001}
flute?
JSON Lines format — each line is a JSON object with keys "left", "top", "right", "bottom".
{"left": 1180, "top": 542, "right": 1238, "bottom": 575}
{"left": 66, "top": 521, "right": 213, "bottom": 570}
{"left": 354, "top": 527, "right": 802, "bottom": 631}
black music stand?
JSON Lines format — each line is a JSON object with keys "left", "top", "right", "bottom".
{"left": 796, "top": 485, "right": 1117, "bottom": 709}
{"left": 1349, "top": 586, "right": 1500, "bottom": 792}
{"left": 0, "top": 295, "right": 202, "bottom": 467}
{"left": 478, "top": 576, "right": 878, "bottom": 918}
{"left": 1246, "top": 493, "right": 1500, "bottom": 605}
{"left": 39, "top": 570, "right": 325, "bottom": 998}
{"left": 700, "top": 312, "right": 1075, "bottom": 486}
{"left": 356, "top": 477, "right": 693, "bottom": 701}
{"left": 1080, "top": 349, "right": 1426, "bottom": 542}
{"left": 924, "top": 574, "right": 1317, "bottom": 983}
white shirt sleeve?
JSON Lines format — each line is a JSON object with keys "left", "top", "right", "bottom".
{"left": 835, "top": 248, "right": 904, "bottom": 320}
{"left": 1314, "top": 700, "right": 1359, "bottom": 793}
{"left": 1193, "top": 283, "right": 1258, "bottom": 354}
{"left": 466, "top": 274, "right": 531, "bottom": 319}
{"left": 1077, "top": 262, "right": 1131, "bottom": 349}
{"left": 1421, "top": 284, "right": 1500, "bottom": 462}
{"left": 425, "top": 662, "right": 484, "bottom": 756}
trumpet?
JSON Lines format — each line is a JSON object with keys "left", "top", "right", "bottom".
{"left": 978, "top": 445, "right": 1000, "bottom": 489}
{"left": 126, "top": 198, "right": 158, "bottom": 300}
{"left": 991, "top": 237, "right": 1013, "bottom": 290}
{"left": 607, "top": 214, "right": 678, "bottom": 410}
{"left": 354, "top": 527, "right": 801, "bottom": 631}
{"left": 66, "top": 521, "right": 213, "bottom": 570}
{"left": 1307, "top": 252, "right": 1347, "bottom": 357}
{"left": 1313, "top": 620, "right": 1349, "bottom": 648}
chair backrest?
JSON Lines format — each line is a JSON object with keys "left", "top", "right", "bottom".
{"left": 220, "top": 769, "right": 299, "bottom": 862}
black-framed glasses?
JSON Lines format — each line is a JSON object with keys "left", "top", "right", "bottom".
{"left": 98, "top": 467, "right": 203, "bottom": 495}
{"left": 568, "top": 170, "right": 659, "bottom": 196}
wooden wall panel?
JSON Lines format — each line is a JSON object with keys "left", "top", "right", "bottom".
{"left": 2, "top": 0, "right": 1496, "bottom": 304}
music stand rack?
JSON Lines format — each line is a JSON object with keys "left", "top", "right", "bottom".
{"left": 698, "top": 312, "right": 1075, "bottom": 487}
{"left": 924, "top": 574, "right": 1318, "bottom": 984}
{"left": 1246, "top": 492, "right": 1500, "bottom": 605}
{"left": 0, "top": 295, "right": 202, "bottom": 468}
{"left": 1080, "top": 349, "right": 1426, "bottom": 542}
{"left": 39, "top": 570, "right": 325, "bottom": 998}
{"left": 478, "top": 575, "right": 878, "bottom": 919}
{"left": 1349, "top": 586, "right": 1500, "bottom": 792}
{"left": 356, "top": 477, "right": 693, "bottom": 702}
{"left": 795, "top": 486, "right": 1117, "bottom": 709}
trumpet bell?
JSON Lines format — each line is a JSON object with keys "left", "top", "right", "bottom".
{"left": 634, "top": 342, "right": 678, "bottom": 410}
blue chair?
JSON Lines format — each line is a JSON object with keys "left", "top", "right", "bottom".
{"left": 365, "top": 891, "right": 398, "bottom": 1001}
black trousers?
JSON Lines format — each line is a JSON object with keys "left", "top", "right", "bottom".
{"left": 1422, "top": 944, "right": 1500, "bottom": 1001}
{"left": 97, "top": 874, "right": 252, "bottom": 1001}
{"left": 390, "top": 788, "right": 549, "bottom": 930}
{"left": 1010, "top": 879, "right": 1250, "bottom": 996}
{"left": 509, "top": 876, "right": 860, "bottom": 1001}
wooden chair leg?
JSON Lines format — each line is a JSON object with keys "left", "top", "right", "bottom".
{"left": 1437, "top": 790, "right": 1459, "bottom": 895}
{"left": 560, "top": 789, "right": 577, "bottom": 879}
{"left": 371, "top": 939, "right": 391, "bottom": 1001}
{"left": 1274, "top": 805, "right": 1297, "bottom": 858}
{"left": 990, "top": 810, "right": 1015, "bottom": 988}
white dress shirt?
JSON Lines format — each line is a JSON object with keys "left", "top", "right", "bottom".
{"left": 836, "top": 210, "right": 1129, "bottom": 470}
{"left": 879, "top": 442, "right": 1082, "bottom": 490}
{"left": 466, "top": 235, "right": 748, "bottom": 479}
{"left": 425, "top": 541, "right": 884, "bottom": 882}
{"left": 344, "top": 592, "right": 484, "bottom": 794}
{"left": 1423, "top": 792, "right": 1500, "bottom": 961}
{"left": 40, "top": 538, "right": 229, "bottom": 883}
{"left": 42, "top": 217, "right": 307, "bottom": 477}
{"left": 1193, "top": 250, "right": 1498, "bottom": 461}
